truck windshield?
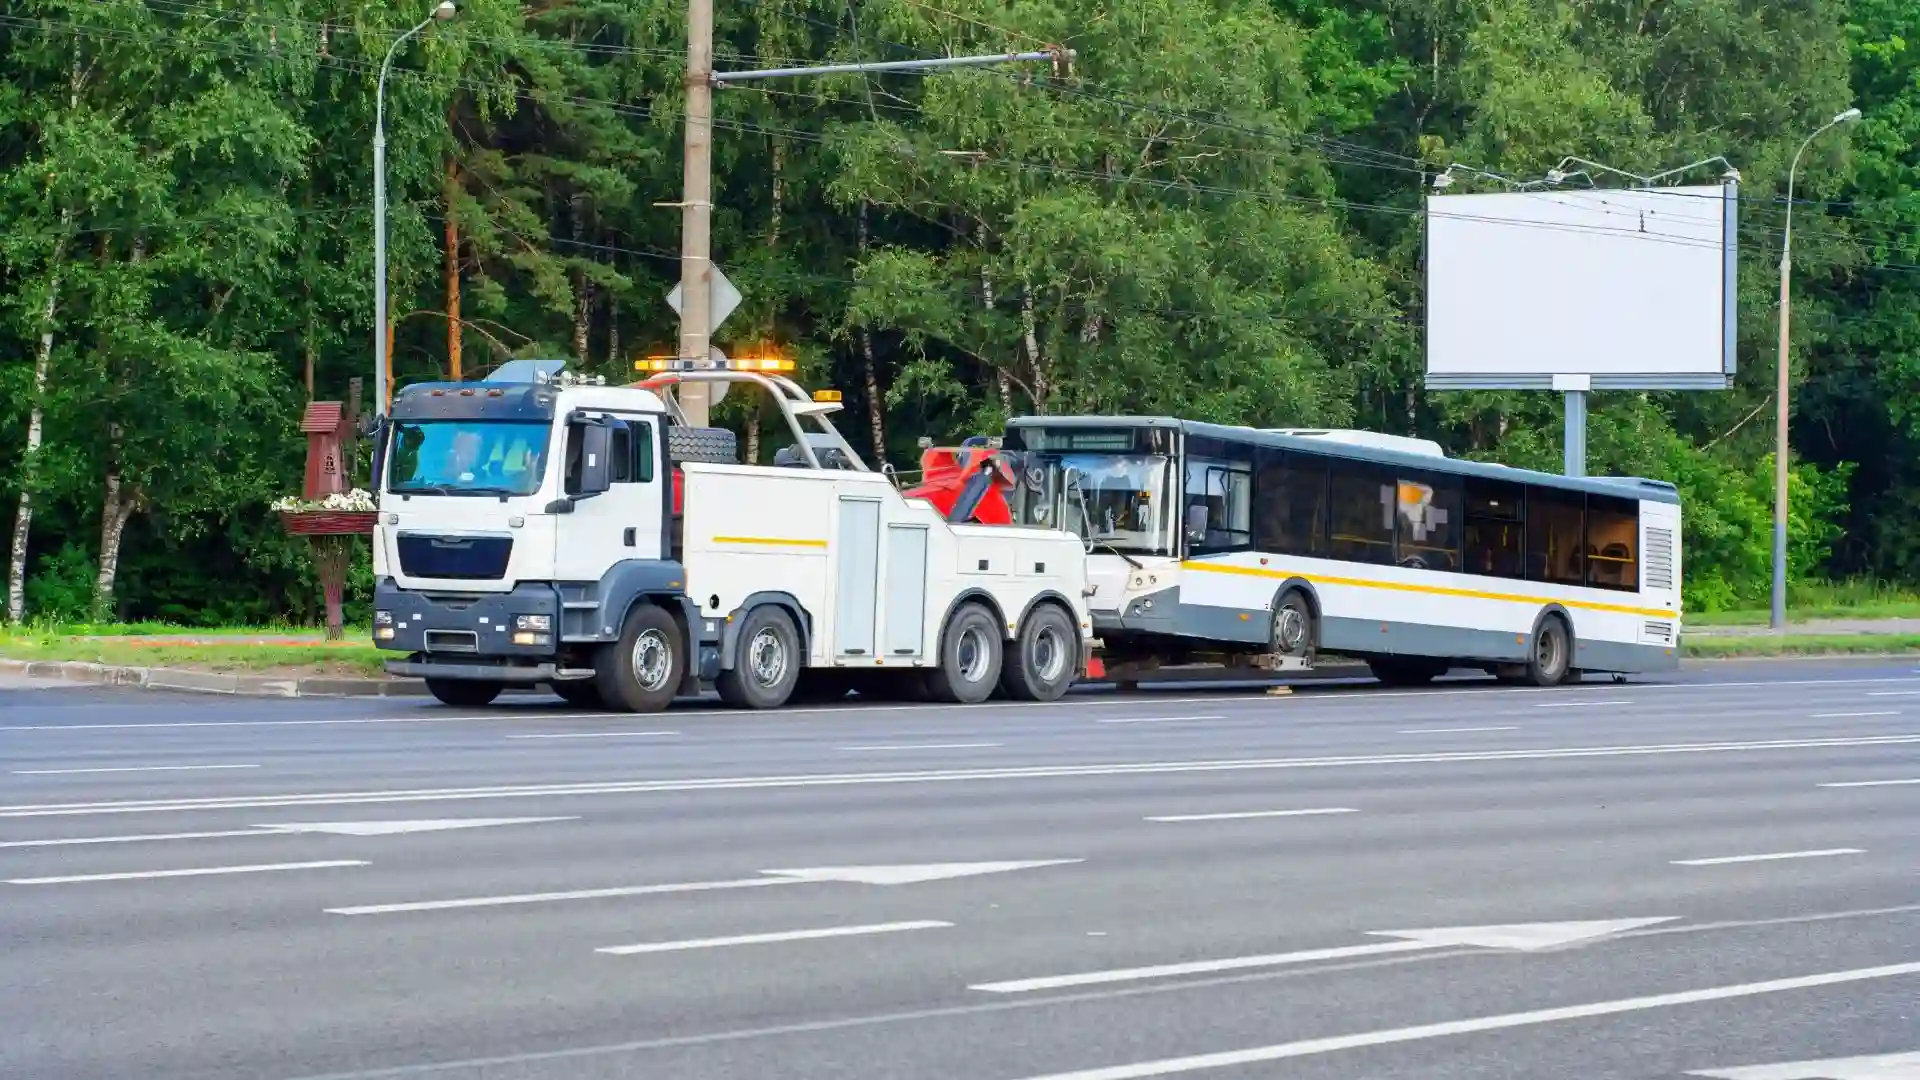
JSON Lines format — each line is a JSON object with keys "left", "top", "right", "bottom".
{"left": 1011, "top": 452, "right": 1174, "bottom": 555}
{"left": 386, "top": 420, "right": 551, "bottom": 497}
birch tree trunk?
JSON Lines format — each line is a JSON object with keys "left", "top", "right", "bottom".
{"left": 977, "top": 224, "right": 1010, "bottom": 416}
{"left": 570, "top": 192, "right": 591, "bottom": 361}
{"left": 92, "top": 466, "right": 140, "bottom": 622}
{"left": 1020, "top": 285, "right": 1046, "bottom": 414}
{"left": 7, "top": 257, "right": 61, "bottom": 624}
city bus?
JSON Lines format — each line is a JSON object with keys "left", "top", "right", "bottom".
{"left": 1000, "top": 416, "right": 1681, "bottom": 686}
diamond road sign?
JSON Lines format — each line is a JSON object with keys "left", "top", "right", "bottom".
{"left": 666, "top": 265, "right": 742, "bottom": 336}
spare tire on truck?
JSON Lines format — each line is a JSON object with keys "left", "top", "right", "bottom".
{"left": 669, "top": 425, "right": 738, "bottom": 464}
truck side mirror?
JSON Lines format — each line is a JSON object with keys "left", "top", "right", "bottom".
{"left": 577, "top": 421, "right": 614, "bottom": 496}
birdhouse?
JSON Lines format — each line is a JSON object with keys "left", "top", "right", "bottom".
{"left": 300, "top": 401, "right": 350, "bottom": 500}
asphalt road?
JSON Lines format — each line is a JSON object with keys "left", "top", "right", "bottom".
{"left": 3, "top": 660, "right": 1917, "bottom": 1080}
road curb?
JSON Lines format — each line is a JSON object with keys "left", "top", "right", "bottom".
{"left": 0, "top": 658, "right": 429, "bottom": 698}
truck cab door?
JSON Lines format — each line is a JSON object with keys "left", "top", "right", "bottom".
{"left": 553, "top": 413, "right": 668, "bottom": 584}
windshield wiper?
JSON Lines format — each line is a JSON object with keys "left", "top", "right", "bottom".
{"left": 390, "top": 484, "right": 522, "bottom": 498}
{"left": 1090, "top": 538, "right": 1144, "bottom": 569}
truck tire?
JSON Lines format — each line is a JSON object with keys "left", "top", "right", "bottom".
{"left": 425, "top": 678, "right": 503, "bottom": 708}
{"left": 716, "top": 605, "right": 802, "bottom": 709}
{"left": 924, "top": 602, "right": 1003, "bottom": 704}
{"left": 551, "top": 680, "right": 605, "bottom": 709}
{"left": 999, "top": 603, "right": 1076, "bottom": 702}
{"left": 668, "top": 425, "right": 738, "bottom": 465}
{"left": 595, "top": 603, "right": 683, "bottom": 713}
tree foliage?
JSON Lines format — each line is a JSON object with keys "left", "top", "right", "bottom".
{"left": 0, "top": 0, "right": 1907, "bottom": 622}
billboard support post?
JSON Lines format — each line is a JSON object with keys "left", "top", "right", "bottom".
{"left": 1564, "top": 390, "right": 1587, "bottom": 478}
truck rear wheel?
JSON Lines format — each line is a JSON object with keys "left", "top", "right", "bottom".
{"left": 999, "top": 603, "right": 1076, "bottom": 702}
{"left": 425, "top": 678, "right": 502, "bottom": 708}
{"left": 595, "top": 603, "right": 682, "bottom": 713}
{"left": 716, "top": 606, "right": 801, "bottom": 709}
{"left": 925, "top": 602, "right": 1003, "bottom": 705}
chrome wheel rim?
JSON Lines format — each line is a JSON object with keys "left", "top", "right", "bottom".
{"left": 1031, "top": 625, "right": 1068, "bottom": 682}
{"left": 632, "top": 628, "right": 673, "bottom": 692}
{"left": 1536, "top": 628, "right": 1562, "bottom": 674}
{"left": 956, "top": 625, "right": 993, "bottom": 683}
{"left": 748, "top": 627, "right": 788, "bottom": 688}
{"left": 1273, "top": 605, "right": 1307, "bottom": 653}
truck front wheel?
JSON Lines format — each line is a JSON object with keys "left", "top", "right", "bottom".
{"left": 595, "top": 603, "right": 683, "bottom": 713}
{"left": 425, "top": 678, "right": 502, "bottom": 708}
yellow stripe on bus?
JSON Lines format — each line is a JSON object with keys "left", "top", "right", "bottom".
{"left": 711, "top": 535, "right": 829, "bottom": 549}
{"left": 1179, "top": 560, "right": 1678, "bottom": 619}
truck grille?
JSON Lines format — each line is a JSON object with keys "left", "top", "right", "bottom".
{"left": 397, "top": 533, "right": 513, "bottom": 580}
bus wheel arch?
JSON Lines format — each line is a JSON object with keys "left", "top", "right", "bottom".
{"left": 1527, "top": 606, "right": 1576, "bottom": 687}
{"left": 1269, "top": 580, "right": 1319, "bottom": 659}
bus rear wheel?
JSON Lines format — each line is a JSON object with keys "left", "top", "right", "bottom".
{"left": 1527, "top": 616, "right": 1573, "bottom": 687}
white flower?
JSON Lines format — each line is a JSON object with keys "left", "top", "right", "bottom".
{"left": 274, "top": 488, "right": 376, "bottom": 513}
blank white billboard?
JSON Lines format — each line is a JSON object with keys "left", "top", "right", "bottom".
{"left": 1424, "top": 184, "right": 1737, "bottom": 390}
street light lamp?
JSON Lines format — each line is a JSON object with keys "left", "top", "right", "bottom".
{"left": 1771, "top": 107, "right": 1861, "bottom": 631}
{"left": 373, "top": 1, "right": 458, "bottom": 419}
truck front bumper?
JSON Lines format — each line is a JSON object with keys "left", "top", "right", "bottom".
{"left": 374, "top": 579, "right": 562, "bottom": 659}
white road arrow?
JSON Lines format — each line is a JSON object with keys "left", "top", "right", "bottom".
{"left": 255, "top": 817, "right": 576, "bottom": 837}
{"left": 327, "top": 859, "right": 1082, "bottom": 915}
{"left": 1691, "top": 1053, "right": 1920, "bottom": 1079}
{"left": 970, "top": 917, "right": 1675, "bottom": 993}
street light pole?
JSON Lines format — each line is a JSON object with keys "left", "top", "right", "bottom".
{"left": 374, "top": 1, "right": 457, "bottom": 420}
{"left": 1771, "top": 106, "right": 1860, "bottom": 631}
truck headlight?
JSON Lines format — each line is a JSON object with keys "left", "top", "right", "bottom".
{"left": 512, "top": 632, "right": 552, "bottom": 647}
{"left": 375, "top": 610, "right": 393, "bottom": 626}
{"left": 513, "top": 614, "right": 552, "bottom": 631}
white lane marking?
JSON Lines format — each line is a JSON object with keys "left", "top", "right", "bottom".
{"left": 0, "top": 817, "right": 573, "bottom": 848}
{"left": 505, "top": 731, "right": 680, "bottom": 740}
{"left": 839, "top": 743, "right": 1004, "bottom": 752}
{"left": 331, "top": 877, "right": 785, "bottom": 914}
{"left": 1531, "top": 700, "right": 1631, "bottom": 709}
{"left": 1097, "top": 716, "right": 1228, "bottom": 725}
{"left": 1004, "top": 962, "right": 1920, "bottom": 1080}
{"left": 6, "top": 733, "right": 1919, "bottom": 819}
{"left": 1146, "top": 808, "right": 1358, "bottom": 823}
{"left": 1397, "top": 726, "right": 1518, "bottom": 734}
{"left": 597, "top": 921, "right": 951, "bottom": 955}
{"left": 1689, "top": 1051, "right": 1920, "bottom": 1079}
{"left": 971, "top": 918, "right": 1672, "bottom": 994}
{"left": 0, "top": 716, "right": 534, "bottom": 731}
{"left": 8, "top": 860, "right": 368, "bottom": 885}
{"left": 256, "top": 817, "right": 577, "bottom": 836}
{"left": 329, "top": 860, "right": 1081, "bottom": 915}
{"left": 0, "top": 829, "right": 264, "bottom": 848}
{"left": 1813, "top": 711, "right": 1900, "bottom": 719}
{"left": 1671, "top": 849, "right": 1865, "bottom": 866}
{"left": 1867, "top": 691, "right": 1920, "bottom": 697}
{"left": 11, "top": 763, "right": 259, "bottom": 776}
{"left": 1821, "top": 777, "right": 1920, "bottom": 788}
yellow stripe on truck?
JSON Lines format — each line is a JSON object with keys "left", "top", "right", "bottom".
{"left": 711, "top": 535, "right": 829, "bottom": 549}
{"left": 1179, "top": 560, "right": 1678, "bottom": 619}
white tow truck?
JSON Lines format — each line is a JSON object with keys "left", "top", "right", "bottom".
{"left": 370, "top": 360, "right": 1093, "bottom": 712}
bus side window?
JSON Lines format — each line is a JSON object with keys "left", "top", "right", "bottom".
{"left": 1584, "top": 494, "right": 1638, "bottom": 592}
{"left": 1253, "top": 449, "right": 1328, "bottom": 557}
{"left": 1464, "top": 478, "right": 1524, "bottom": 579}
{"left": 1394, "top": 471, "right": 1461, "bottom": 572}
{"left": 1526, "top": 488, "right": 1586, "bottom": 586}
{"left": 1185, "top": 456, "right": 1252, "bottom": 554}
{"left": 1327, "top": 458, "right": 1395, "bottom": 565}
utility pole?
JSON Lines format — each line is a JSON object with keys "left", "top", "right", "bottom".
{"left": 671, "top": 42, "right": 1070, "bottom": 428}
{"left": 1771, "top": 107, "right": 1860, "bottom": 631}
{"left": 676, "top": 0, "right": 716, "bottom": 426}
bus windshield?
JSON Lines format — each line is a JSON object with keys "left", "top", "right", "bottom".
{"left": 1012, "top": 451, "right": 1174, "bottom": 556}
{"left": 386, "top": 420, "right": 551, "bottom": 497}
